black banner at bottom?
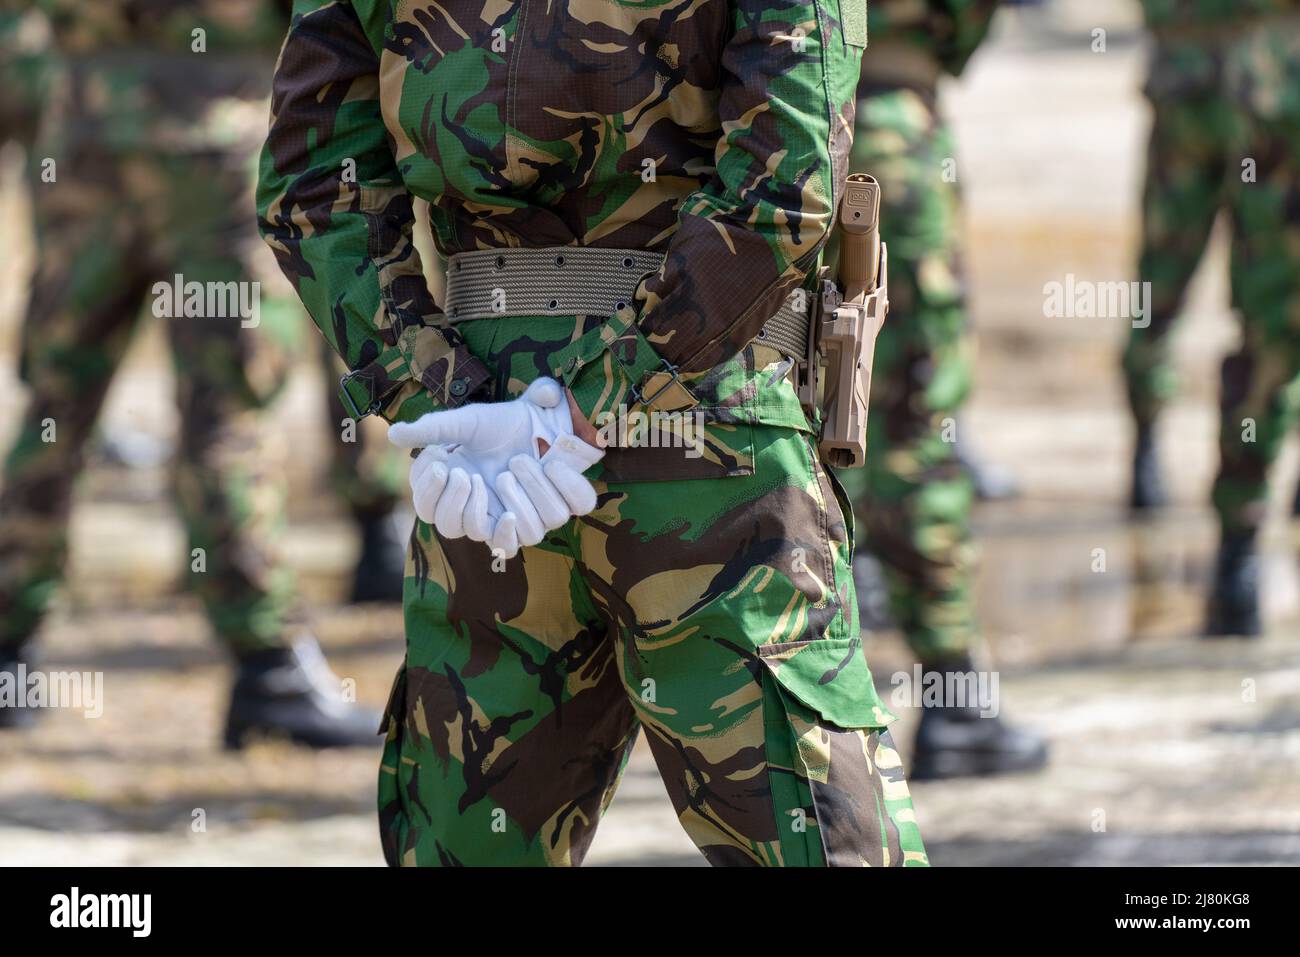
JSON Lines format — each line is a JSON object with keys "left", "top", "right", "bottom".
{"left": 0, "top": 865, "right": 1282, "bottom": 943}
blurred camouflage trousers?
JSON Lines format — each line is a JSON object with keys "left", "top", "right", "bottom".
{"left": 320, "top": 340, "right": 404, "bottom": 521}
{"left": 0, "top": 145, "right": 301, "bottom": 655}
{"left": 1123, "top": 22, "right": 1300, "bottom": 532}
{"left": 0, "top": 10, "right": 50, "bottom": 150}
{"left": 836, "top": 84, "right": 978, "bottom": 663}
{"left": 378, "top": 316, "right": 927, "bottom": 867}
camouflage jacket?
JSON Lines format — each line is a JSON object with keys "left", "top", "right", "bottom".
{"left": 1141, "top": 0, "right": 1300, "bottom": 29}
{"left": 257, "top": 0, "right": 868, "bottom": 427}
{"left": 867, "top": 0, "right": 999, "bottom": 78}
{"left": 28, "top": 0, "right": 290, "bottom": 153}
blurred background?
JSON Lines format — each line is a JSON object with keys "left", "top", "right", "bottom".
{"left": 1, "top": 0, "right": 1297, "bottom": 865}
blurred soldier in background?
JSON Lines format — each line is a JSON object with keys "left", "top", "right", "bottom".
{"left": 837, "top": 0, "right": 1050, "bottom": 779}
{"left": 0, "top": 6, "right": 51, "bottom": 153}
{"left": 0, "top": 0, "right": 384, "bottom": 745}
{"left": 1122, "top": 0, "right": 1300, "bottom": 636}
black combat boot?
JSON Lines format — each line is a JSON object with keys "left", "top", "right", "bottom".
{"left": 1130, "top": 422, "right": 1169, "bottom": 510}
{"left": 1204, "top": 529, "right": 1262, "bottom": 638}
{"left": 0, "top": 650, "right": 39, "bottom": 730}
{"left": 910, "top": 653, "right": 1050, "bottom": 781}
{"left": 349, "top": 511, "right": 407, "bottom": 604}
{"left": 224, "top": 637, "right": 382, "bottom": 749}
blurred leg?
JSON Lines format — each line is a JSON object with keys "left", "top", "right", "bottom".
{"left": 1205, "top": 23, "right": 1300, "bottom": 636}
{"left": 842, "top": 84, "right": 1048, "bottom": 780}
{"left": 843, "top": 85, "right": 976, "bottom": 666}
{"left": 153, "top": 150, "right": 380, "bottom": 746}
{"left": 0, "top": 148, "right": 148, "bottom": 652}
{"left": 154, "top": 150, "right": 300, "bottom": 657}
{"left": 1122, "top": 39, "right": 1234, "bottom": 432}
{"left": 1212, "top": 108, "right": 1300, "bottom": 535}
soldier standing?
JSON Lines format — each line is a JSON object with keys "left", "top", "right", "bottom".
{"left": 0, "top": 0, "right": 379, "bottom": 746}
{"left": 260, "top": 0, "right": 929, "bottom": 866}
{"left": 1122, "top": 0, "right": 1300, "bottom": 635}
{"left": 833, "top": 0, "right": 1049, "bottom": 779}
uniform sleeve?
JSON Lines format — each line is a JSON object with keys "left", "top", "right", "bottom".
{"left": 256, "top": 0, "right": 491, "bottom": 422}
{"left": 549, "top": 0, "right": 867, "bottom": 424}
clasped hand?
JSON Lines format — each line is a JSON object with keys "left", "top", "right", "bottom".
{"left": 387, "top": 379, "right": 604, "bottom": 557}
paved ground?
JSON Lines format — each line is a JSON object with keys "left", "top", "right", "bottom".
{"left": 1, "top": 4, "right": 1298, "bottom": 865}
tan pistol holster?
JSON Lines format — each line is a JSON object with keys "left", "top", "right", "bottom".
{"left": 796, "top": 172, "right": 889, "bottom": 470}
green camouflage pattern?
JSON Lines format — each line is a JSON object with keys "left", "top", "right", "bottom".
{"left": 1123, "top": 13, "right": 1300, "bottom": 532}
{"left": 257, "top": 0, "right": 867, "bottom": 427}
{"left": 30, "top": 0, "right": 290, "bottom": 155}
{"left": 0, "top": 2, "right": 307, "bottom": 655}
{"left": 378, "top": 317, "right": 925, "bottom": 866}
{"left": 30, "top": 0, "right": 290, "bottom": 52}
{"left": 0, "top": 0, "right": 404, "bottom": 655}
{"left": 0, "top": 7, "right": 56, "bottom": 148}
{"left": 260, "top": 1, "right": 929, "bottom": 865}
{"left": 0, "top": 145, "right": 303, "bottom": 655}
{"left": 835, "top": 8, "right": 992, "bottom": 663}
{"left": 866, "top": 0, "right": 999, "bottom": 77}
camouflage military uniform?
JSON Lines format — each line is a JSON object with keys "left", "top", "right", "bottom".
{"left": 0, "top": 0, "right": 407, "bottom": 661}
{"left": 0, "top": 1, "right": 305, "bottom": 655}
{"left": 260, "top": 0, "right": 927, "bottom": 866}
{"left": 1124, "top": 0, "right": 1300, "bottom": 533}
{"left": 0, "top": 6, "right": 54, "bottom": 149}
{"left": 833, "top": 0, "right": 998, "bottom": 664}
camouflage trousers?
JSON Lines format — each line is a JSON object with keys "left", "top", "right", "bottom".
{"left": 1123, "top": 28, "right": 1300, "bottom": 532}
{"left": 0, "top": 145, "right": 300, "bottom": 655}
{"left": 377, "top": 316, "right": 928, "bottom": 867}
{"left": 835, "top": 83, "right": 978, "bottom": 664}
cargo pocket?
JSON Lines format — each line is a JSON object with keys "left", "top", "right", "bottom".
{"left": 597, "top": 421, "right": 755, "bottom": 482}
{"left": 757, "top": 637, "right": 923, "bottom": 867}
{"left": 376, "top": 664, "right": 410, "bottom": 868}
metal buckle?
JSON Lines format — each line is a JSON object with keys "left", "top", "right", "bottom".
{"left": 338, "top": 369, "right": 376, "bottom": 421}
{"left": 630, "top": 358, "right": 683, "bottom": 408}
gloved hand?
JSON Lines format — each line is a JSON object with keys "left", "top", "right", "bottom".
{"left": 388, "top": 379, "right": 604, "bottom": 557}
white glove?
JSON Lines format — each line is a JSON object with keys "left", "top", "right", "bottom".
{"left": 388, "top": 379, "right": 604, "bottom": 556}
